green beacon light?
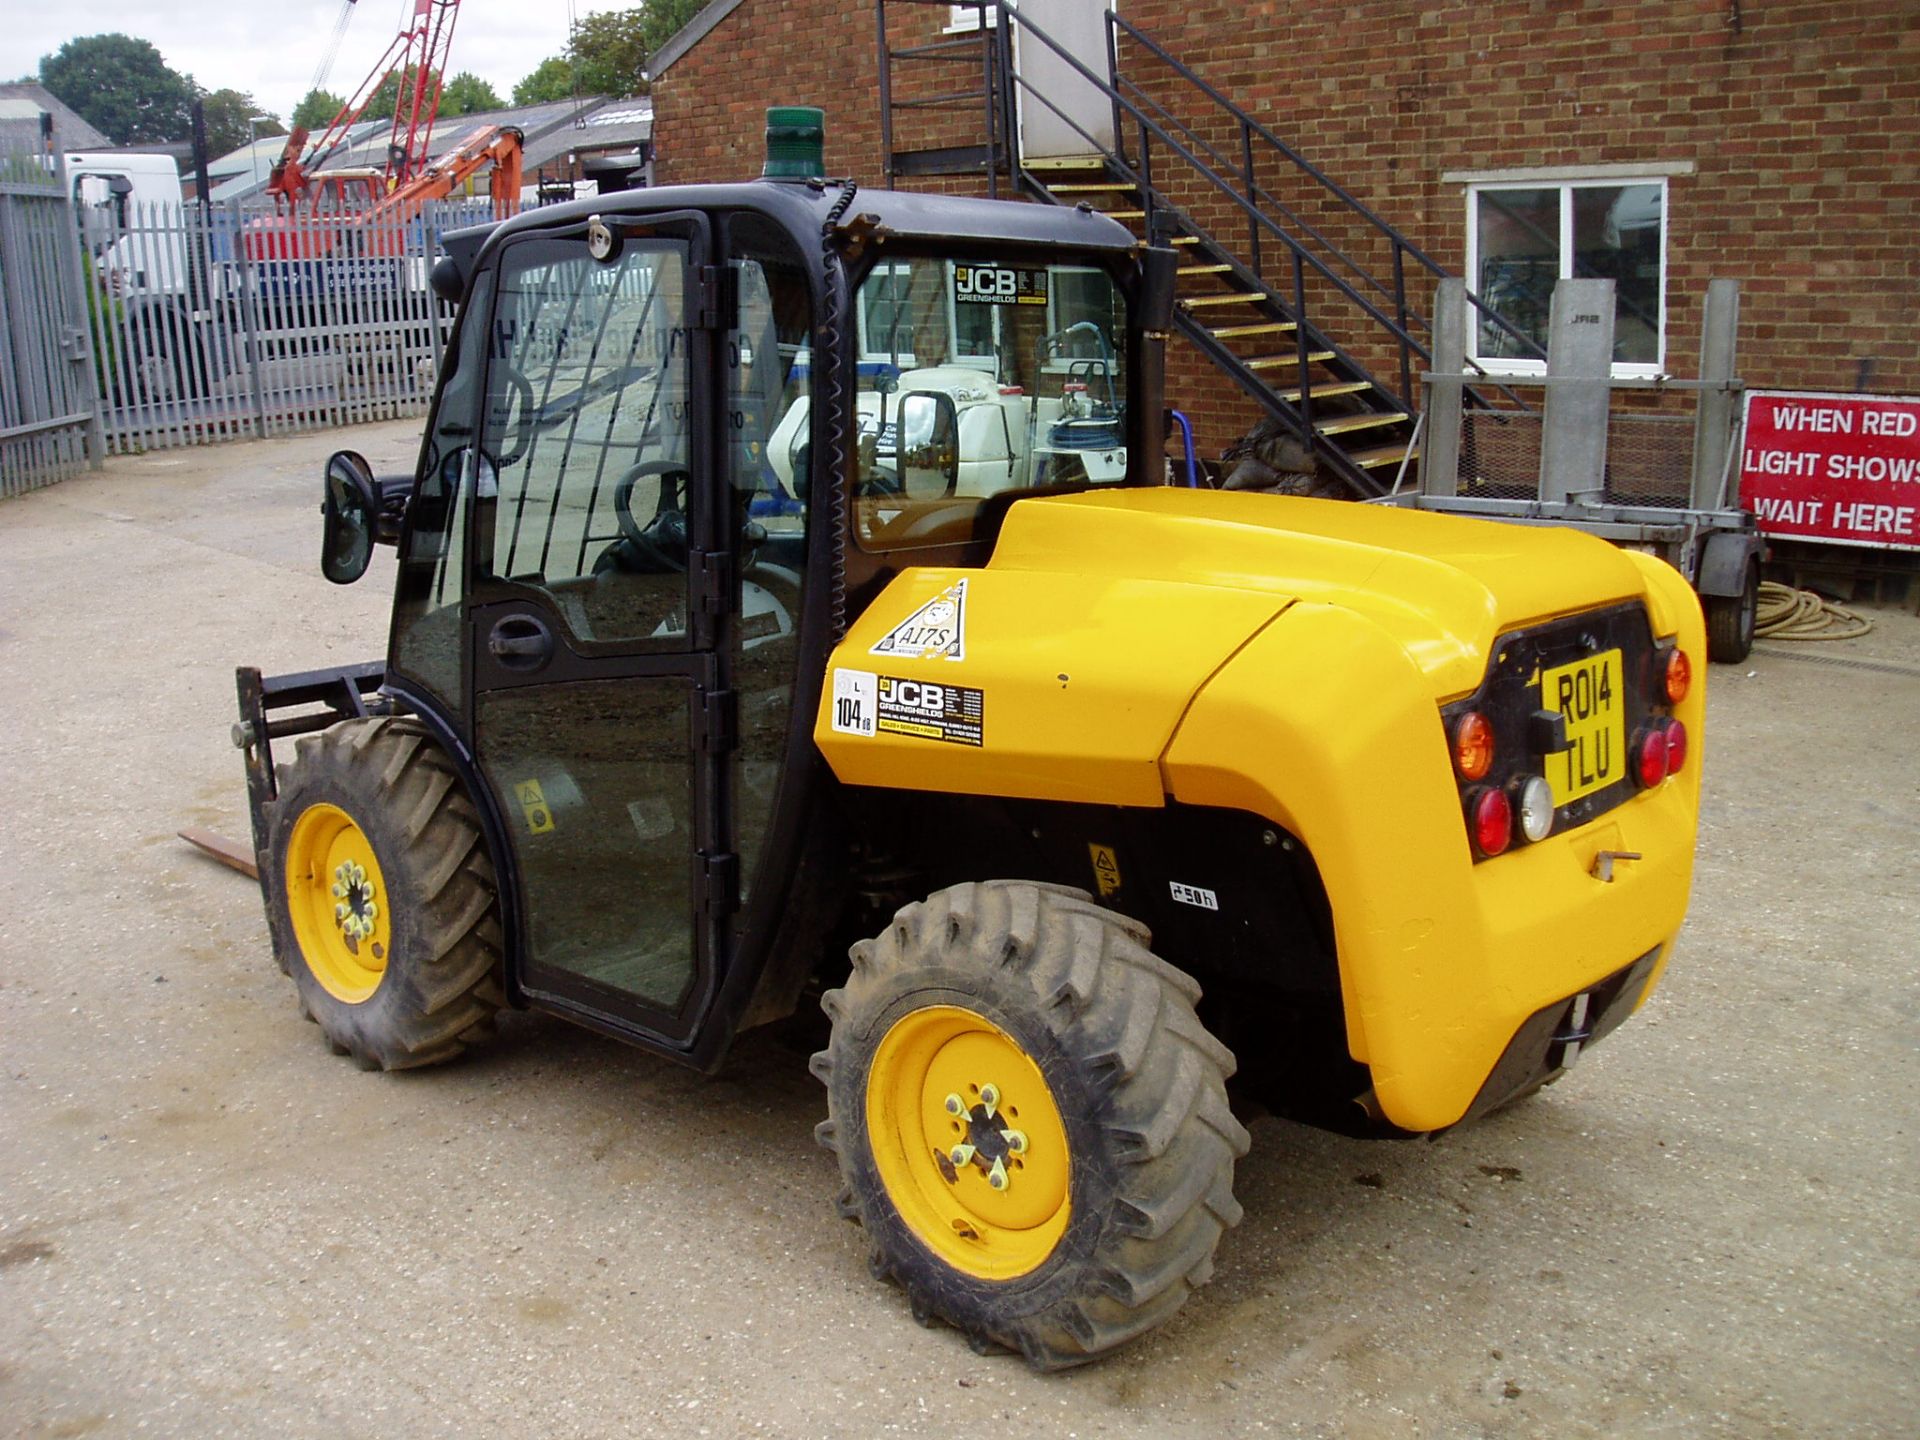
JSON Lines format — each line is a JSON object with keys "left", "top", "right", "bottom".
{"left": 763, "top": 106, "right": 826, "bottom": 181}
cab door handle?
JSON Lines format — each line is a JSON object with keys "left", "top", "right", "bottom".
{"left": 488, "top": 615, "right": 553, "bottom": 670}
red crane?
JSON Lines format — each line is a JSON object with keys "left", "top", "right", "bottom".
{"left": 268, "top": 0, "right": 467, "bottom": 213}
{"left": 248, "top": 0, "right": 522, "bottom": 262}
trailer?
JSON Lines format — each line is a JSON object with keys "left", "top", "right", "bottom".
{"left": 1390, "top": 276, "right": 1764, "bottom": 661}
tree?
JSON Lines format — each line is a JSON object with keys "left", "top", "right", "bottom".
{"left": 38, "top": 34, "right": 194, "bottom": 144}
{"left": 513, "top": 56, "right": 576, "bottom": 106}
{"left": 565, "top": 1, "right": 707, "bottom": 98}
{"left": 439, "top": 71, "right": 503, "bottom": 117}
{"left": 199, "top": 88, "right": 283, "bottom": 157}
{"left": 291, "top": 88, "right": 345, "bottom": 132}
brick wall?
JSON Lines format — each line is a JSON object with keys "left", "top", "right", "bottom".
{"left": 653, "top": 0, "right": 1919, "bottom": 461}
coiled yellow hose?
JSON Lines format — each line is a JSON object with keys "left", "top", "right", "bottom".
{"left": 1754, "top": 581, "right": 1874, "bottom": 642}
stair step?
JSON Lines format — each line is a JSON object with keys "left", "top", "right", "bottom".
{"left": 1315, "top": 411, "right": 1410, "bottom": 438}
{"left": 1244, "top": 351, "right": 1336, "bottom": 370}
{"left": 1180, "top": 292, "right": 1268, "bottom": 309}
{"left": 1350, "top": 442, "right": 1420, "bottom": 470}
{"left": 1102, "top": 209, "right": 1147, "bottom": 220}
{"left": 1180, "top": 264, "right": 1234, "bottom": 276}
{"left": 1209, "top": 321, "right": 1295, "bottom": 339}
{"left": 1166, "top": 236, "right": 1201, "bottom": 246}
{"left": 1048, "top": 181, "right": 1136, "bottom": 192}
{"left": 1275, "top": 380, "right": 1374, "bottom": 403}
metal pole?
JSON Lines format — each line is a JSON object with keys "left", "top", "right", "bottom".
{"left": 1422, "top": 277, "right": 1466, "bottom": 497}
{"left": 1690, "top": 277, "right": 1740, "bottom": 510}
{"left": 1392, "top": 241, "right": 1411, "bottom": 410}
{"left": 1105, "top": 8, "right": 1126, "bottom": 169}
{"left": 981, "top": 3, "right": 998, "bottom": 198}
{"left": 876, "top": 0, "right": 895, "bottom": 190}
{"left": 1292, "top": 249, "right": 1313, "bottom": 444}
{"left": 1241, "top": 120, "right": 1260, "bottom": 282}
{"left": 230, "top": 199, "right": 268, "bottom": 439}
{"left": 1539, "top": 278, "right": 1616, "bottom": 504}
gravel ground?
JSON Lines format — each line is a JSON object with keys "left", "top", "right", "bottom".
{"left": 1, "top": 423, "right": 1915, "bottom": 1439}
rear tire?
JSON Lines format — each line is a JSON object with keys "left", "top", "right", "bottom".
{"left": 812, "top": 880, "right": 1249, "bottom": 1369}
{"left": 263, "top": 717, "right": 504, "bottom": 1070}
{"left": 1706, "top": 558, "right": 1759, "bottom": 663}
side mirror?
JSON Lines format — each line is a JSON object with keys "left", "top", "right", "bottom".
{"left": 429, "top": 254, "right": 467, "bottom": 306}
{"left": 320, "top": 450, "right": 379, "bottom": 585}
{"left": 1139, "top": 246, "right": 1178, "bottom": 333}
{"left": 897, "top": 391, "right": 959, "bottom": 499}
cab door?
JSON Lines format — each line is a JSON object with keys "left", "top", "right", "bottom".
{"left": 464, "top": 214, "right": 731, "bottom": 1046}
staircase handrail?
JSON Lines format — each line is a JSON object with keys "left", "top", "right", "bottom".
{"left": 1107, "top": 12, "right": 1545, "bottom": 365}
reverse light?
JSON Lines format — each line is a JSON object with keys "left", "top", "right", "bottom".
{"left": 1662, "top": 718, "right": 1688, "bottom": 775}
{"left": 1452, "top": 711, "right": 1495, "bottom": 781}
{"left": 1468, "top": 786, "right": 1513, "bottom": 857}
{"left": 1663, "top": 647, "right": 1692, "bottom": 705}
{"left": 1515, "top": 775, "right": 1556, "bottom": 843}
{"left": 1634, "top": 727, "right": 1671, "bottom": 789}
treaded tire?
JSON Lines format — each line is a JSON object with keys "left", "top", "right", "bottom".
{"left": 811, "top": 880, "right": 1250, "bottom": 1369}
{"left": 1706, "top": 558, "right": 1759, "bottom": 664}
{"left": 263, "top": 717, "right": 504, "bottom": 1070}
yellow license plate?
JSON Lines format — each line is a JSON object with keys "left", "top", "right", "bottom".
{"left": 1541, "top": 648, "right": 1626, "bottom": 806}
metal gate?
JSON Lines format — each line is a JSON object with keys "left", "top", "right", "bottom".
{"left": 0, "top": 134, "right": 103, "bottom": 497}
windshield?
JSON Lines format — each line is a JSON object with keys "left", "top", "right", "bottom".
{"left": 766, "top": 252, "right": 1130, "bottom": 552}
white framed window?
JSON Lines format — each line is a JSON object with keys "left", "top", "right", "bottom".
{"left": 856, "top": 260, "right": 998, "bottom": 373}
{"left": 1464, "top": 175, "right": 1669, "bottom": 376}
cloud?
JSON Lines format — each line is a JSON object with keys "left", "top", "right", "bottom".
{"left": 3, "top": 0, "right": 627, "bottom": 121}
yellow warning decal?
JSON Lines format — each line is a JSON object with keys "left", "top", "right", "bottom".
{"left": 870, "top": 578, "right": 967, "bottom": 662}
{"left": 514, "top": 779, "right": 555, "bottom": 835}
{"left": 1088, "top": 843, "right": 1122, "bottom": 898}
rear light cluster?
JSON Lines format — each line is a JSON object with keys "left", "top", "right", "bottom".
{"left": 1445, "top": 638, "right": 1692, "bottom": 862}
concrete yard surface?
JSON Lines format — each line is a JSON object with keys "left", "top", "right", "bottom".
{"left": 1, "top": 424, "right": 1916, "bottom": 1438}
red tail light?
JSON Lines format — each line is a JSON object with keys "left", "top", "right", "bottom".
{"left": 1663, "top": 718, "right": 1688, "bottom": 775}
{"left": 1468, "top": 786, "right": 1513, "bottom": 857}
{"left": 1634, "top": 727, "right": 1670, "bottom": 788}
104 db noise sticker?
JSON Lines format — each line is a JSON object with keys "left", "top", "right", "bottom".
{"left": 832, "top": 669, "right": 984, "bottom": 747}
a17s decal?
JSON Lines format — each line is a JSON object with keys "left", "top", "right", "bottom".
{"left": 870, "top": 578, "right": 967, "bottom": 662}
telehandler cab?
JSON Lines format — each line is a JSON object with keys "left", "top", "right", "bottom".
{"left": 234, "top": 111, "right": 1704, "bottom": 1368}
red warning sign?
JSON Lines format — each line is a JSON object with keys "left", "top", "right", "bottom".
{"left": 1740, "top": 390, "right": 1920, "bottom": 551}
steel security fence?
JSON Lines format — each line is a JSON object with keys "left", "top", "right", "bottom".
{"left": 0, "top": 141, "right": 102, "bottom": 497}
{"left": 77, "top": 196, "right": 507, "bottom": 455}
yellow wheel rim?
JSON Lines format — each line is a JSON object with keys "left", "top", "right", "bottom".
{"left": 284, "top": 803, "right": 392, "bottom": 1005}
{"left": 865, "top": 1005, "right": 1071, "bottom": 1281}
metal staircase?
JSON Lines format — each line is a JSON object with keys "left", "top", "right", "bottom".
{"left": 874, "top": 1, "right": 1540, "bottom": 496}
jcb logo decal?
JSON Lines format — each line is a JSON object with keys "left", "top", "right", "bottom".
{"left": 878, "top": 678, "right": 946, "bottom": 713}
{"left": 956, "top": 265, "right": 1019, "bottom": 299}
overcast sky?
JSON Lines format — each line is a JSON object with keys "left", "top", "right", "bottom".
{"left": 3, "top": 1, "right": 635, "bottom": 122}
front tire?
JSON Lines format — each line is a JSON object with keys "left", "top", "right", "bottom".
{"left": 263, "top": 717, "right": 504, "bottom": 1070}
{"left": 812, "top": 881, "right": 1249, "bottom": 1368}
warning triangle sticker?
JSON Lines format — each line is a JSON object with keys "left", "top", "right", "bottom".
{"left": 869, "top": 578, "right": 968, "bottom": 662}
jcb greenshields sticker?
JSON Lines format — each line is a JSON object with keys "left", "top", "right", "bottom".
{"left": 831, "top": 668, "right": 984, "bottom": 747}
{"left": 871, "top": 578, "right": 967, "bottom": 662}
{"left": 953, "top": 264, "right": 1049, "bottom": 307}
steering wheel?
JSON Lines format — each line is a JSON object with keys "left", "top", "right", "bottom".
{"left": 612, "top": 461, "right": 692, "bottom": 573}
